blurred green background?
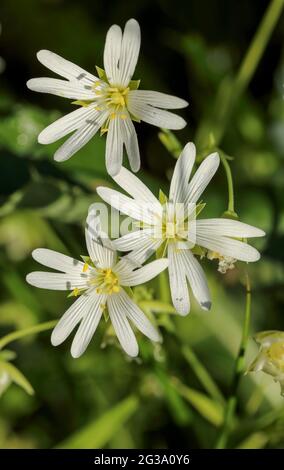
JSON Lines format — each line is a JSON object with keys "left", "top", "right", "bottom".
{"left": 0, "top": 0, "right": 284, "bottom": 449}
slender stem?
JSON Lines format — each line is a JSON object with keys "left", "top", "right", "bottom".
{"left": 0, "top": 320, "right": 57, "bottom": 350}
{"left": 215, "top": 273, "right": 251, "bottom": 449}
{"left": 219, "top": 151, "right": 235, "bottom": 215}
{"left": 196, "top": 0, "right": 284, "bottom": 149}
{"left": 234, "top": 0, "right": 284, "bottom": 102}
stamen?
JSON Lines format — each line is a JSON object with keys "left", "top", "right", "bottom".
{"left": 83, "top": 263, "right": 89, "bottom": 273}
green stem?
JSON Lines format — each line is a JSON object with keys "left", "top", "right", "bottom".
{"left": 0, "top": 320, "right": 57, "bottom": 350}
{"left": 215, "top": 273, "right": 251, "bottom": 449}
{"left": 219, "top": 151, "right": 236, "bottom": 216}
{"left": 197, "top": 0, "right": 284, "bottom": 149}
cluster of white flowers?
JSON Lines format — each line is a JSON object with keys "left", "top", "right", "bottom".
{"left": 26, "top": 19, "right": 265, "bottom": 359}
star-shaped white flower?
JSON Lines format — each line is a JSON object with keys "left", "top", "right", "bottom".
{"left": 97, "top": 142, "right": 265, "bottom": 315}
{"left": 26, "top": 210, "right": 168, "bottom": 358}
{"left": 27, "top": 19, "right": 188, "bottom": 176}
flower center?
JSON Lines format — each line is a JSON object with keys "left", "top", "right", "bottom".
{"left": 267, "top": 343, "right": 284, "bottom": 370}
{"left": 161, "top": 203, "right": 188, "bottom": 241}
{"left": 107, "top": 87, "right": 129, "bottom": 108}
{"left": 91, "top": 268, "right": 120, "bottom": 295}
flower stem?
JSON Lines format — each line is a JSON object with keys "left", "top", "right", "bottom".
{"left": 197, "top": 0, "right": 284, "bottom": 149}
{"left": 215, "top": 273, "right": 251, "bottom": 448}
{"left": 219, "top": 151, "right": 236, "bottom": 217}
{"left": 0, "top": 320, "right": 57, "bottom": 350}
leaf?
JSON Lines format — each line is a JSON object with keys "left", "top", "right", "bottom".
{"left": 172, "top": 378, "right": 224, "bottom": 427}
{"left": 237, "top": 431, "right": 269, "bottom": 449}
{"left": 56, "top": 395, "right": 139, "bottom": 449}
{"left": 156, "top": 370, "right": 193, "bottom": 426}
{"left": 0, "top": 361, "right": 34, "bottom": 396}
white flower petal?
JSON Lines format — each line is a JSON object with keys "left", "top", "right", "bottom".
{"left": 169, "top": 142, "right": 196, "bottom": 203}
{"left": 129, "top": 90, "right": 188, "bottom": 109}
{"left": 38, "top": 106, "right": 98, "bottom": 144}
{"left": 112, "top": 167, "right": 161, "bottom": 207}
{"left": 121, "top": 117, "right": 140, "bottom": 172}
{"left": 196, "top": 231, "right": 261, "bottom": 262}
{"left": 125, "top": 237, "right": 163, "bottom": 265}
{"left": 168, "top": 243, "right": 190, "bottom": 316}
{"left": 113, "top": 228, "right": 156, "bottom": 252}
{"left": 32, "top": 248, "right": 84, "bottom": 273}
{"left": 184, "top": 152, "right": 220, "bottom": 205}
{"left": 119, "top": 288, "right": 160, "bottom": 342}
{"left": 180, "top": 250, "right": 211, "bottom": 310}
{"left": 196, "top": 218, "right": 265, "bottom": 238}
{"left": 118, "top": 19, "right": 141, "bottom": 87}
{"left": 108, "top": 293, "right": 139, "bottom": 357}
{"left": 106, "top": 117, "right": 123, "bottom": 176}
{"left": 96, "top": 187, "right": 161, "bottom": 225}
{"left": 118, "top": 258, "right": 168, "bottom": 286}
{"left": 54, "top": 111, "right": 107, "bottom": 162}
{"left": 71, "top": 292, "right": 106, "bottom": 358}
{"left": 85, "top": 208, "right": 115, "bottom": 268}
{"left": 26, "top": 78, "right": 96, "bottom": 100}
{"left": 103, "top": 24, "right": 122, "bottom": 85}
{"left": 127, "top": 98, "right": 186, "bottom": 130}
{"left": 26, "top": 272, "right": 88, "bottom": 290}
{"left": 51, "top": 288, "right": 94, "bottom": 346}
{"left": 36, "top": 50, "right": 98, "bottom": 84}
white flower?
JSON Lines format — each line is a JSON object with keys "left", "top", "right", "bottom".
{"left": 26, "top": 210, "right": 168, "bottom": 358}
{"left": 26, "top": 19, "right": 188, "bottom": 176}
{"left": 96, "top": 142, "right": 265, "bottom": 315}
{"left": 248, "top": 331, "right": 284, "bottom": 396}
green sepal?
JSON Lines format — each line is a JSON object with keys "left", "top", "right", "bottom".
{"left": 129, "top": 79, "right": 141, "bottom": 90}
{"left": 195, "top": 201, "right": 206, "bottom": 217}
{"left": 95, "top": 66, "right": 108, "bottom": 82}
{"left": 103, "top": 309, "right": 109, "bottom": 322}
{"left": 80, "top": 255, "right": 95, "bottom": 268}
{"left": 156, "top": 240, "right": 168, "bottom": 259}
{"left": 124, "top": 286, "right": 134, "bottom": 298}
{"left": 221, "top": 209, "right": 239, "bottom": 220}
{"left": 159, "top": 189, "right": 168, "bottom": 205}
{"left": 191, "top": 245, "right": 206, "bottom": 257}
{"left": 72, "top": 100, "right": 93, "bottom": 107}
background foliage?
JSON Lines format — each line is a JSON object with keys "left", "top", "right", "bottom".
{"left": 0, "top": 0, "right": 284, "bottom": 449}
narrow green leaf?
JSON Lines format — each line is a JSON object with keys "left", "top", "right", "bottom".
{"left": 0, "top": 361, "right": 34, "bottom": 395}
{"left": 182, "top": 346, "right": 225, "bottom": 405}
{"left": 56, "top": 395, "right": 139, "bottom": 449}
{"left": 172, "top": 378, "right": 224, "bottom": 427}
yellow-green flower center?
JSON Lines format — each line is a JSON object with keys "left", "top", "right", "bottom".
{"left": 91, "top": 267, "right": 120, "bottom": 295}
{"left": 266, "top": 342, "right": 284, "bottom": 371}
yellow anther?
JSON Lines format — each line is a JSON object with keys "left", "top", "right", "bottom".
{"left": 112, "top": 285, "right": 120, "bottom": 293}
{"left": 83, "top": 263, "right": 89, "bottom": 273}
{"left": 120, "top": 114, "right": 127, "bottom": 120}
{"left": 73, "top": 287, "right": 80, "bottom": 297}
{"left": 110, "top": 112, "right": 116, "bottom": 120}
